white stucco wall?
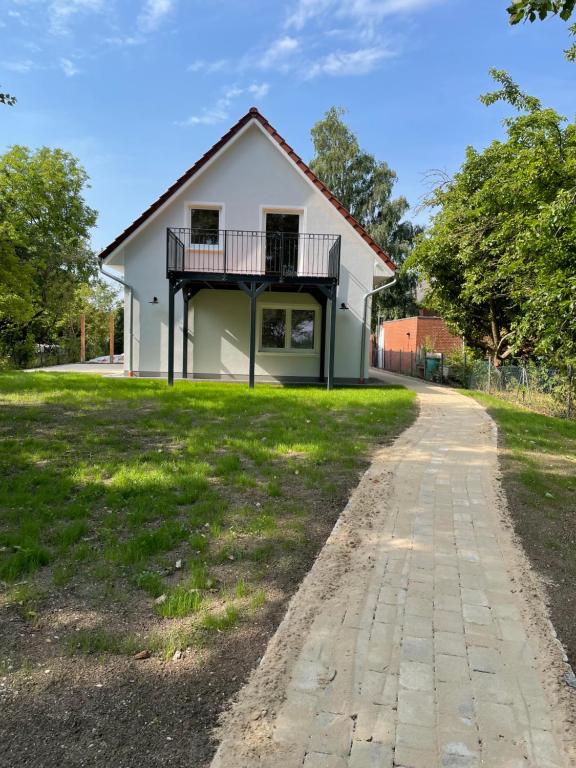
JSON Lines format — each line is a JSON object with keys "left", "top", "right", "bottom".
{"left": 107, "top": 119, "right": 393, "bottom": 380}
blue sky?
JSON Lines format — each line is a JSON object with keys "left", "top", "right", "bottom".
{"left": 1, "top": 0, "right": 575, "bottom": 252}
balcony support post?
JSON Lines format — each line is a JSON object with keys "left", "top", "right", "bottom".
{"left": 167, "top": 279, "right": 183, "bottom": 387}
{"left": 327, "top": 283, "right": 337, "bottom": 391}
{"left": 239, "top": 281, "right": 267, "bottom": 389}
{"left": 319, "top": 295, "right": 327, "bottom": 383}
{"left": 182, "top": 289, "right": 189, "bottom": 380}
{"left": 168, "top": 280, "right": 176, "bottom": 387}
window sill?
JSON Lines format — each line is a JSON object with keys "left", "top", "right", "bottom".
{"left": 258, "top": 349, "right": 319, "bottom": 357}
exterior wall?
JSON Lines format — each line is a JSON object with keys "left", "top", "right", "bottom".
{"left": 112, "top": 121, "right": 391, "bottom": 380}
{"left": 379, "top": 316, "right": 461, "bottom": 374}
{"left": 189, "top": 291, "right": 322, "bottom": 379}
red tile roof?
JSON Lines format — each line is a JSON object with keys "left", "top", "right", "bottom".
{"left": 99, "top": 107, "right": 396, "bottom": 271}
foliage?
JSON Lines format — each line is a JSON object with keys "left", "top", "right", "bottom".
{"left": 309, "top": 107, "right": 419, "bottom": 321}
{"left": 0, "top": 88, "right": 16, "bottom": 107}
{"left": 0, "top": 145, "right": 98, "bottom": 366}
{"left": 507, "top": 0, "right": 576, "bottom": 59}
{"left": 408, "top": 70, "right": 576, "bottom": 368}
{"left": 507, "top": 0, "right": 575, "bottom": 23}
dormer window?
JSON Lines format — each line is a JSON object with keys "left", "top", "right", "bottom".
{"left": 190, "top": 207, "right": 220, "bottom": 245}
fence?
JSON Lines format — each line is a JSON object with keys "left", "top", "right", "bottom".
{"left": 467, "top": 360, "right": 574, "bottom": 419}
{"left": 372, "top": 342, "right": 575, "bottom": 420}
{"left": 373, "top": 347, "right": 450, "bottom": 384}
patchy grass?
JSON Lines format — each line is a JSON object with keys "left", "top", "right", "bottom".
{"left": 0, "top": 373, "right": 415, "bottom": 667}
{"left": 467, "top": 392, "right": 576, "bottom": 666}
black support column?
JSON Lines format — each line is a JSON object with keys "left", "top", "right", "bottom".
{"left": 319, "top": 295, "right": 327, "bottom": 383}
{"left": 239, "top": 281, "right": 267, "bottom": 389}
{"left": 167, "top": 280, "right": 183, "bottom": 387}
{"left": 327, "top": 284, "right": 337, "bottom": 391}
{"left": 168, "top": 281, "right": 176, "bottom": 386}
{"left": 182, "top": 290, "right": 190, "bottom": 380}
{"left": 249, "top": 281, "right": 257, "bottom": 389}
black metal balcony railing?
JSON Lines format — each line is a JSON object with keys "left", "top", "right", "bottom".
{"left": 167, "top": 228, "right": 341, "bottom": 281}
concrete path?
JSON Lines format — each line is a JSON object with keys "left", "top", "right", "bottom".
{"left": 26, "top": 362, "right": 124, "bottom": 376}
{"left": 211, "top": 372, "right": 574, "bottom": 768}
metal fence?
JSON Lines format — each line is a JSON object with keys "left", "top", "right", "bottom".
{"left": 372, "top": 341, "right": 575, "bottom": 420}
{"left": 467, "top": 360, "right": 574, "bottom": 419}
{"left": 374, "top": 348, "right": 450, "bottom": 383}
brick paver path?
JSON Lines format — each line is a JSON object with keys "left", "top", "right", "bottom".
{"left": 213, "top": 373, "right": 571, "bottom": 768}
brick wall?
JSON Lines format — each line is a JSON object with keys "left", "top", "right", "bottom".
{"left": 378, "top": 316, "right": 461, "bottom": 374}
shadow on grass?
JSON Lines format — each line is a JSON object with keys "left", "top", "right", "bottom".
{"left": 0, "top": 372, "right": 417, "bottom": 767}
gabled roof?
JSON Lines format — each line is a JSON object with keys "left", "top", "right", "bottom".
{"left": 99, "top": 108, "right": 396, "bottom": 271}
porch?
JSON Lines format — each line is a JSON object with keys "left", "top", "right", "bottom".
{"left": 166, "top": 228, "right": 341, "bottom": 389}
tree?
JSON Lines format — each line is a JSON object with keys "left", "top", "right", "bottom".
{"left": 0, "top": 88, "right": 16, "bottom": 107}
{"left": 507, "top": 1, "right": 576, "bottom": 59}
{"left": 59, "top": 281, "right": 122, "bottom": 360}
{"left": 507, "top": 1, "right": 575, "bottom": 23}
{"left": 310, "top": 107, "right": 419, "bottom": 321}
{"left": 408, "top": 70, "right": 576, "bottom": 367}
{"left": 0, "top": 146, "right": 98, "bottom": 365}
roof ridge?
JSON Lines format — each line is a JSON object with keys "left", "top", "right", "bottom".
{"left": 99, "top": 109, "right": 395, "bottom": 272}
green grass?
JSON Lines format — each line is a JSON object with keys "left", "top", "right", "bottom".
{"left": 467, "top": 391, "right": 576, "bottom": 665}
{"left": 467, "top": 392, "right": 576, "bottom": 502}
{"left": 0, "top": 373, "right": 416, "bottom": 657}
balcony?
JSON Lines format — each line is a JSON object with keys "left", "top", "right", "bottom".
{"left": 166, "top": 228, "right": 341, "bottom": 283}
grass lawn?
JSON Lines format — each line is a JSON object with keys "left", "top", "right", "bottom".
{"left": 0, "top": 372, "right": 415, "bottom": 767}
{"left": 467, "top": 392, "right": 576, "bottom": 667}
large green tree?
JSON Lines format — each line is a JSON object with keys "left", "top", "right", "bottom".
{"left": 0, "top": 146, "right": 98, "bottom": 365}
{"left": 310, "top": 107, "right": 419, "bottom": 320}
{"left": 408, "top": 70, "right": 576, "bottom": 367}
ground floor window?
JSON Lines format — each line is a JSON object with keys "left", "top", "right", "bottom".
{"left": 260, "top": 306, "right": 317, "bottom": 352}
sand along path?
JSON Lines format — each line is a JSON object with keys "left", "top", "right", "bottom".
{"left": 210, "top": 371, "right": 575, "bottom": 768}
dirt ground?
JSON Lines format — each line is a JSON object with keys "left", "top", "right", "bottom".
{"left": 0, "top": 498, "right": 350, "bottom": 768}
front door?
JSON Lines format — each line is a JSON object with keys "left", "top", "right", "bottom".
{"left": 265, "top": 212, "right": 299, "bottom": 276}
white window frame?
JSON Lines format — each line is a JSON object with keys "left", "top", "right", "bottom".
{"left": 258, "top": 303, "right": 319, "bottom": 356}
{"left": 260, "top": 205, "right": 307, "bottom": 275}
{"left": 184, "top": 201, "right": 225, "bottom": 250}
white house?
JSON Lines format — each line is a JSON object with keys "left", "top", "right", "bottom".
{"left": 99, "top": 108, "right": 395, "bottom": 387}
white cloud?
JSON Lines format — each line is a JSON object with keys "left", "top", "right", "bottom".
{"left": 188, "top": 58, "right": 229, "bottom": 74}
{"left": 286, "top": 0, "right": 446, "bottom": 29}
{"left": 2, "top": 59, "right": 36, "bottom": 73}
{"left": 60, "top": 57, "right": 80, "bottom": 76}
{"left": 48, "top": 0, "right": 105, "bottom": 35}
{"left": 138, "top": 0, "right": 175, "bottom": 33}
{"left": 248, "top": 82, "right": 270, "bottom": 99}
{"left": 106, "top": 36, "right": 144, "bottom": 48}
{"left": 259, "top": 36, "right": 300, "bottom": 69}
{"left": 305, "top": 46, "right": 392, "bottom": 78}
{"left": 285, "top": 0, "right": 332, "bottom": 30}
{"left": 176, "top": 82, "right": 270, "bottom": 128}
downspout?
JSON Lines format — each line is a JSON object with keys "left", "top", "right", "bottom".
{"left": 360, "top": 277, "right": 397, "bottom": 383}
{"left": 99, "top": 261, "right": 134, "bottom": 377}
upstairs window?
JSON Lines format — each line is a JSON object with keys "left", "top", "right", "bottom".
{"left": 190, "top": 207, "right": 220, "bottom": 245}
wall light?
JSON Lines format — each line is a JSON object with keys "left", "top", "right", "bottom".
{"left": 149, "top": 296, "right": 159, "bottom": 304}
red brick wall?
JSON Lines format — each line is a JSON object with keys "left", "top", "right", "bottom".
{"left": 379, "top": 316, "right": 461, "bottom": 374}
{"left": 414, "top": 318, "right": 461, "bottom": 354}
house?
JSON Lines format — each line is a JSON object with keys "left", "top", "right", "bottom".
{"left": 374, "top": 313, "right": 462, "bottom": 375}
{"left": 99, "top": 108, "right": 395, "bottom": 388}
